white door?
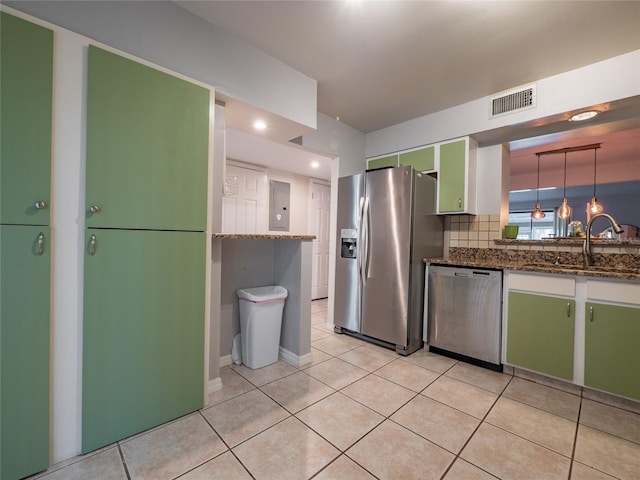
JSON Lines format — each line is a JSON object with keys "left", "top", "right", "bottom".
{"left": 310, "top": 180, "right": 331, "bottom": 299}
{"left": 222, "top": 164, "right": 268, "bottom": 233}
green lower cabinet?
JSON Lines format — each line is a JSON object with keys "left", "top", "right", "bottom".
{"left": 399, "top": 146, "right": 435, "bottom": 172}
{"left": 438, "top": 139, "right": 466, "bottom": 213}
{"left": 82, "top": 229, "right": 206, "bottom": 453}
{"left": 1, "top": 226, "right": 50, "bottom": 480}
{"left": 507, "top": 291, "right": 575, "bottom": 380}
{"left": 584, "top": 302, "right": 640, "bottom": 400}
{"left": 367, "top": 154, "right": 398, "bottom": 170}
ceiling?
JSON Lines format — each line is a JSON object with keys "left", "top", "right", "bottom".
{"left": 175, "top": 1, "right": 640, "bottom": 179}
{"left": 226, "top": 129, "right": 333, "bottom": 180}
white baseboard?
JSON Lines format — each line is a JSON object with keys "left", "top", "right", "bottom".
{"left": 204, "top": 377, "right": 222, "bottom": 408}
{"left": 207, "top": 377, "right": 222, "bottom": 394}
{"left": 220, "top": 349, "right": 312, "bottom": 369}
{"left": 279, "top": 346, "right": 312, "bottom": 368}
{"left": 219, "top": 354, "right": 232, "bottom": 367}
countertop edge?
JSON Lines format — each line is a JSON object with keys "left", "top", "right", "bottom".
{"left": 494, "top": 238, "right": 640, "bottom": 246}
{"left": 212, "top": 233, "right": 316, "bottom": 240}
{"left": 424, "top": 258, "right": 640, "bottom": 282}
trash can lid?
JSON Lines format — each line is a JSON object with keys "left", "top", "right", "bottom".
{"left": 237, "top": 285, "right": 288, "bottom": 302}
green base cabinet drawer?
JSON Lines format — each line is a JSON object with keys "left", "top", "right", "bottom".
{"left": 585, "top": 302, "right": 640, "bottom": 400}
{"left": 507, "top": 291, "right": 575, "bottom": 380}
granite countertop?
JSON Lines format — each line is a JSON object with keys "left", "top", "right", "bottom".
{"left": 494, "top": 238, "right": 640, "bottom": 246}
{"left": 424, "top": 247, "right": 640, "bottom": 282}
{"left": 212, "top": 233, "right": 316, "bottom": 240}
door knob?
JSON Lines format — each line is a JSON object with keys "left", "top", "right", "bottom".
{"left": 89, "top": 205, "right": 101, "bottom": 214}
{"left": 34, "top": 200, "right": 47, "bottom": 209}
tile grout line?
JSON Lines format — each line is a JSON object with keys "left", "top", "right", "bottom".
{"left": 435, "top": 373, "right": 515, "bottom": 480}
{"left": 196, "top": 408, "right": 262, "bottom": 479}
{"left": 116, "top": 443, "right": 132, "bottom": 480}
{"left": 566, "top": 394, "right": 584, "bottom": 480}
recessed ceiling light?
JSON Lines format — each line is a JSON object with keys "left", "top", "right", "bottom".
{"left": 311, "top": 161, "right": 320, "bottom": 169}
{"left": 253, "top": 120, "right": 267, "bottom": 130}
{"left": 569, "top": 110, "right": 600, "bottom": 122}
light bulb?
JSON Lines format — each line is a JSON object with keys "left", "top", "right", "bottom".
{"left": 531, "top": 203, "right": 546, "bottom": 219}
{"left": 589, "top": 197, "right": 603, "bottom": 214}
{"left": 558, "top": 198, "right": 572, "bottom": 220}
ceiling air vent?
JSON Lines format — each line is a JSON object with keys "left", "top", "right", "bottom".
{"left": 490, "top": 84, "right": 536, "bottom": 118}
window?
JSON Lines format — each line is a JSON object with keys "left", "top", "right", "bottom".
{"left": 508, "top": 211, "right": 555, "bottom": 240}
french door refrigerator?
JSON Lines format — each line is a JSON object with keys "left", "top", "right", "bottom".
{"left": 334, "top": 165, "right": 444, "bottom": 354}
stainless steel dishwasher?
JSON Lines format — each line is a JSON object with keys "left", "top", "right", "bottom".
{"left": 427, "top": 265, "right": 502, "bottom": 370}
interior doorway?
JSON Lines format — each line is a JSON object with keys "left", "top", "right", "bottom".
{"left": 309, "top": 179, "right": 331, "bottom": 299}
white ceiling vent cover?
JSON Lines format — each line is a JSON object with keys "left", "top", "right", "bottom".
{"left": 490, "top": 84, "right": 536, "bottom": 118}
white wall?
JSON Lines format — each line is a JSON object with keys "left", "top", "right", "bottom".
{"left": 5, "top": 0, "right": 317, "bottom": 129}
{"left": 365, "top": 50, "right": 640, "bottom": 157}
{"left": 301, "top": 112, "right": 366, "bottom": 177}
{"left": 298, "top": 113, "right": 366, "bottom": 328}
{"left": 49, "top": 26, "right": 86, "bottom": 466}
{"left": 476, "top": 144, "right": 510, "bottom": 216}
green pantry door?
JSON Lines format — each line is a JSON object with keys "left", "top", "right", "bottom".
{"left": 0, "top": 12, "right": 53, "bottom": 480}
{"left": 82, "top": 46, "right": 210, "bottom": 452}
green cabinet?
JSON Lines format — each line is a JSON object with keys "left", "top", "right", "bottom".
{"left": 82, "top": 229, "right": 206, "bottom": 452}
{"left": 507, "top": 291, "right": 575, "bottom": 380}
{"left": 0, "top": 13, "right": 53, "bottom": 480}
{"left": 584, "top": 302, "right": 640, "bottom": 401}
{"left": 367, "top": 154, "right": 398, "bottom": 170}
{"left": 366, "top": 137, "right": 475, "bottom": 215}
{"left": 399, "top": 146, "right": 435, "bottom": 172}
{"left": 0, "top": 12, "right": 53, "bottom": 226}
{"left": 86, "top": 46, "right": 210, "bottom": 231}
{"left": 438, "top": 138, "right": 476, "bottom": 214}
{"left": 83, "top": 47, "right": 210, "bottom": 453}
{"left": 1, "top": 226, "right": 51, "bottom": 480}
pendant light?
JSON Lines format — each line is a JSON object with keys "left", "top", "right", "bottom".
{"left": 589, "top": 146, "right": 603, "bottom": 214}
{"left": 557, "top": 152, "right": 572, "bottom": 220}
{"left": 531, "top": 153, "right": 546, "bottom": 219}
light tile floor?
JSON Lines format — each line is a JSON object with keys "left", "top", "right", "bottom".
{"left": 29, "top": 298, "right": 640, "bottom": 480}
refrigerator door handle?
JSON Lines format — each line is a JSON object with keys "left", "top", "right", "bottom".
{"left": 363, "top": 196, "right": 371, "bottom": 283}
{"left": 358, "top": 197, "right": 365, "bottom": 284}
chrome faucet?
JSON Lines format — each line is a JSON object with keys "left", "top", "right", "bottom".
{"left": 582, "top": 213, "right": 624, "bottom": 268}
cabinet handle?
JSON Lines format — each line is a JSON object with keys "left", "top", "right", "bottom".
{"left": 37, "top": 232, "right": 45, "bottom": 256}
{"left": 458, "top": 198, "right": 462, "bottom": 208}
{"left": 589, "top": 305, "right": 594, "bottom": 322}
{"left": 34, "top": 200, "right": 47, "bottom": 209}
{"left": 89, "top": 205, "right": 101, "bottom": 214}
{"left": 89, "top": 234, "right": 97, "bottom": 255}
{"left": 566, "top": 302, "right": 571, "bottom": 317}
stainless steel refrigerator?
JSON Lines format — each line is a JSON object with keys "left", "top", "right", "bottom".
{"left": 334, "top": 165, "right": 444, "bottom": 355}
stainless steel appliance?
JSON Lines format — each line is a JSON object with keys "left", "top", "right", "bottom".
{"left": 427, "top": 265, "right": 502, "bottom": 369}
{"left": 334, "top": 166, "right": 444, "bottom": 355}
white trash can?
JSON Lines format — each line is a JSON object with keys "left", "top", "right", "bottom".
{"left": 236, "top": 286, "right": 288, "bottom": 369}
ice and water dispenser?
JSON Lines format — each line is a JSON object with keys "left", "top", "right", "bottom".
{"left": 340, "top": 228, "right": 358, "bottom": 259}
